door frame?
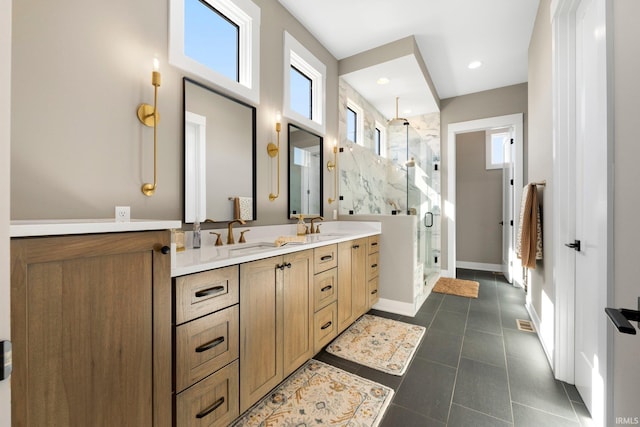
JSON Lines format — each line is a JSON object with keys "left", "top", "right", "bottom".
{"left": 446, "top": 113, "right": 524, "bottom": 286}
{"left": 551, "top": 0, "right": 612, "bottom": 424}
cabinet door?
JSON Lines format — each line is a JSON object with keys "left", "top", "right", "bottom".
{"left": 337, "top": 241, "right": 354, "bottom": 332}
{"left": 239, "top": 256, "right": 283, "bottom": 413}
{"left": 282, "top": 250, "right": 313, "bottom": 376}
{"left": 10, "top": 231, "right": 172, "bottom": 427}
{"left": 351, "top": 238, "right": 368, "bottom": 320}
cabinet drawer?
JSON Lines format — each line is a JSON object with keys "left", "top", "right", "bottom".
{"left": 313, "top": 268, "right": 337, "bottom": 311}
{"left": 367, "top": 252, "right": 380, "bottom": 279}
{"left": 175, "top": 265, "right": 239, "bottom": 324}
{"left": 368, "top": 277, "right": 379, "bottom": 308}
{"left": 314, "top": 302, "right": 338, "bottom": 353}
{"left": 176, "top": 305, "right": 239, "bottom": 392}
{"left": 368, "top": 235, "right": 380, "bottom": 254}
{"left": 176, "top": 360, "right": 239, "bottom": 427}
{"left": 313, "top": 244, "right": 337, "bottom": 274}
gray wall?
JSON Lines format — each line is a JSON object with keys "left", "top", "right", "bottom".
{"left": 456, "top": 131, "right": 502, "bottom": 265}
{"left": 10, "top": 0, "right": 339, "bottom": 227}
{"left": 527, "top": 0, "right": 554, "bottom": 351}
{"left": 440, "top": 83, "right": 528, "bottom": 271}
{"left": 0, "top": 0, "right": 10, "bottom": 423}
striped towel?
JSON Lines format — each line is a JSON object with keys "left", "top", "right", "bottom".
{"left": 516, "top": 184, "right": 543, "bottom": 269}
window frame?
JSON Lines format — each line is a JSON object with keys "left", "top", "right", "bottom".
{"left": 485, "top": 127, "right": 510, "bottom": 170}
{"left": 283, "top": 31, "right": 326, "bottom": 135}
{"left": 375, "top": 121, "right": 387, "bottom": 157}
{"left": 169, "top": 0, "right": 261, "bottom": 104}
{"left": 346, "top": 99, "right": 364, "bottom": 145}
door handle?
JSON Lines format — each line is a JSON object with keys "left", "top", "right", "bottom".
{"left": 499, "top": 221, "right": 504, "bottom": 226}
{"left": 424, "top": 212, "right": 434, "bottom": 228}
{"left": 565, "top": 240, "right": 581, "bottom": 251}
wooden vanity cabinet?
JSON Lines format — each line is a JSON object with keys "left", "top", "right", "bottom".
{"left": 337, "top": 238, "right": 368, "bottom": 333}
{"left": 173, "top": 265, "right": 240, "bottom": 427}
{"left": 239, "top": 249, "right": 313, "bottom": 413}
{"left": 312, "top": 244, "right": 338, "bottom": 352}
{"left": 367, "top": 235, "right": 381, "bottom": 307}
{"left": 10, "top": 231, "right": 172, "bottom": 427}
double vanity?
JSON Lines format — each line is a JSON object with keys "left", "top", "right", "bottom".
{"left": 9, "top": 219, "right": 380, "bottom": 427}
{"left": 172, "top": 220, "right": 381, "bottom": 425}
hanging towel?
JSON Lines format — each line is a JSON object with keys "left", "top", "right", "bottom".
{"left": 233, "top": 196, "right": 253, "bottom": 221}
{"left": 516, "top": 184, "right": 543, "bottom": 269}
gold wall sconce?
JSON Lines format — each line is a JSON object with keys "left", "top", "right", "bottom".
{"left": 327, "top": 139, "right": 338, "bottom": 204}
{"left": 267, "top": 112, "right": 281, "bottom": 201}
{"left": 137, "top": 58, "right": 161, "bottom": 196}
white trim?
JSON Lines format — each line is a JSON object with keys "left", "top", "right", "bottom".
{"left": 526, "top": 301, "right": 555, "bottom": 367}
{"left": 283, "top": 32, "right": 326, "bottom": 135}
{"left": 446, "top": 113, "right": 524, "bottom": 287}
{"left": 372, "top": 298, "right": 417, "bottom": 317}
{"left": 169, "top": 0, "right": 261, "bottom": 105}
{"left": 184, "top": 111, "right": 207, "bottom": 223}
{"left": 456, "top": 261, "right": 503, "bottom": 273}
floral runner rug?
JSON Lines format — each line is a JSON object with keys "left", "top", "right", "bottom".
{"left": 231, "top": 359, "right": 393, "bottom": 427}
{"left": 326, "top": 314, "right": 426, "bottom": 376}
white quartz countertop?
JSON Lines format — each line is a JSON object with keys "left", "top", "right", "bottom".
{"left": 10, "top": 219, "right": 182, "bottom": 237}
{"left": 172, "top": 221, "right": 381, "bottom": 277}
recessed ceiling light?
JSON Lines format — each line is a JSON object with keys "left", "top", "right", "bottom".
{"left": 468, "top": 61, "right": 483, "bottom": 69}
{"left": 376, "top": 77, "right": 390, "bottom": 85}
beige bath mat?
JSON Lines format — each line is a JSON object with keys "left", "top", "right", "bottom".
{"left": 432, "top": 277, "right": 479, "bottom": 298}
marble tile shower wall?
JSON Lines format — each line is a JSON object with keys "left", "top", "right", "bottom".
{"left": 338, "top": 79, "right": 441, "bottom": 215}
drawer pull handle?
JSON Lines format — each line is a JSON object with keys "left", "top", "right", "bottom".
{"left": 320, "top": 255, "right": 333, "bottom": 261}
{"left": 371, "top": 242, "right": 378, "bottom": 246}
{"left": 371, "top": 263, "right": 378, "bottom": 268}
{"left": 371, "top": 289, "right": 378, "bottom": 295}
{"left": 321, "top": 285, "right": 333, "bottom": 292}
{"left": 352, "top": 244, "right": 360, "bottom": 249}
{"left": 321, "top": 321, "right": 332, "bottom": 330}
{"left": 195, "top": 285, "right": 225, "bottom": 298}
{"left": 195, "top": 336, "right": 225, "bottom": 353}
{"left": 195, "top": 396, "right": 225, "bottom": 419}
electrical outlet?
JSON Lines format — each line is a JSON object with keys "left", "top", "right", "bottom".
{"left": 115, "top": 206, "right": 130, "bottom": 222}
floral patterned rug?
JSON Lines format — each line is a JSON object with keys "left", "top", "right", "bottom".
{"left": 231, "top": 359, "right": 393, "bottom": 427}
{"left": 326, "top": 314, "right": 426, "bottom": 376}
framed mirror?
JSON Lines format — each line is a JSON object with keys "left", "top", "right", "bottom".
{"left": 183, "top": 78, "right": 256, "bottom": 223}
{"left": 288, "top": 124, "right": 323, "bottom": 218}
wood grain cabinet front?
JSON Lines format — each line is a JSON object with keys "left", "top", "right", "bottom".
{"left": 313, "top": 244, "right": 337, "bottom": 273}
{"left": 175, "top": 360, "right": 239, "bottom": 427}
{"left": 314, "top": 302, "right": 338, "bottom": 353}
{"left": 175, "top": 305, "right": 239, "bottom": 392}
{"left": 313, "top": 268, "right": 338, "bottom": 311}
{"left": 175, "top": 265, "right": 239, "bottom": 324}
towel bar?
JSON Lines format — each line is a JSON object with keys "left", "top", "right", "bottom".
{"left": 605, "top": 297, "right": 640, "bottom": 335}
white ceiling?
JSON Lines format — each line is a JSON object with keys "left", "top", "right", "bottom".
{"left": 278, "top": 0, "right": 540, "bottom": 118}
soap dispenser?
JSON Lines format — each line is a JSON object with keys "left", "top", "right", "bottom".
{"left": 193, "top": 219, "right": 201, "bottom": 249}
{"left": 296, "top": 215, "right": 307, "bottom": 236}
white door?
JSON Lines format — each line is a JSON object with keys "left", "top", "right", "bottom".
{"left": 572, "top": 0, "right": 609, "bottom": 419}
{"left": 502, "top": 134, "right": 514, "bottom": 283}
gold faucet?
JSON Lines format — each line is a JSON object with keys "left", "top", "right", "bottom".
{"left": 227, "top": 219, "right": 246, "bottom": 244}
{"left": 309, "top": 216, "right": 324, "bottom": 234}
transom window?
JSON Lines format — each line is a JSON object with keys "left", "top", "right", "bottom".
{"left": 290, "top": 65, "right": 312, "bottom": 119}
{"left": 486, "top": 128, "right": 510, "bottom": 169}
{"left": 375, "top": 121, "right": 387, "bottom": 157}
{"left": 283, "top": 32, "right": 326, "bottom": 134}
{"left": 346, "top": 99, "right": 364, "bottom": 145}
{"left": 169, "top": 0, "right": 261, "bottom": 103}
{"left": 184, "top": 0, "right": 239, "bottom": 82}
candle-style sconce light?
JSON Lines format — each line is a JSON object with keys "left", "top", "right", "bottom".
{"left": 327, "top": 139, "right": 338, "bottom": 204}
{"left": 267, "top": 112, "right": 281, "bottom": 201}
{"left": 137, "top": 58, "right": 161, "bottom": 196}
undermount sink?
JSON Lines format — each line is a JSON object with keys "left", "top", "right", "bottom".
{"left": 227, "top": 242, "right": 277, "bottom": 256}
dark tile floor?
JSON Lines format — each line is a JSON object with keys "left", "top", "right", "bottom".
{"left": 315, "top": 269, "right": 594, "bottom": 427}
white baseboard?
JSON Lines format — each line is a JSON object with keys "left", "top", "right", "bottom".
{"left": 525, "top": 301, "right": 554, "bottom": 368}
{"left": 457, "top": 261, "right": 502, "bottom": 272}
{"left": 372, "top": 298, "right": 417, "bottom": 317}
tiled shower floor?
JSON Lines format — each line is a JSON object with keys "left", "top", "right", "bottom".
{"left": 315, "top": 269, "right": 594, "bottom": 427}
